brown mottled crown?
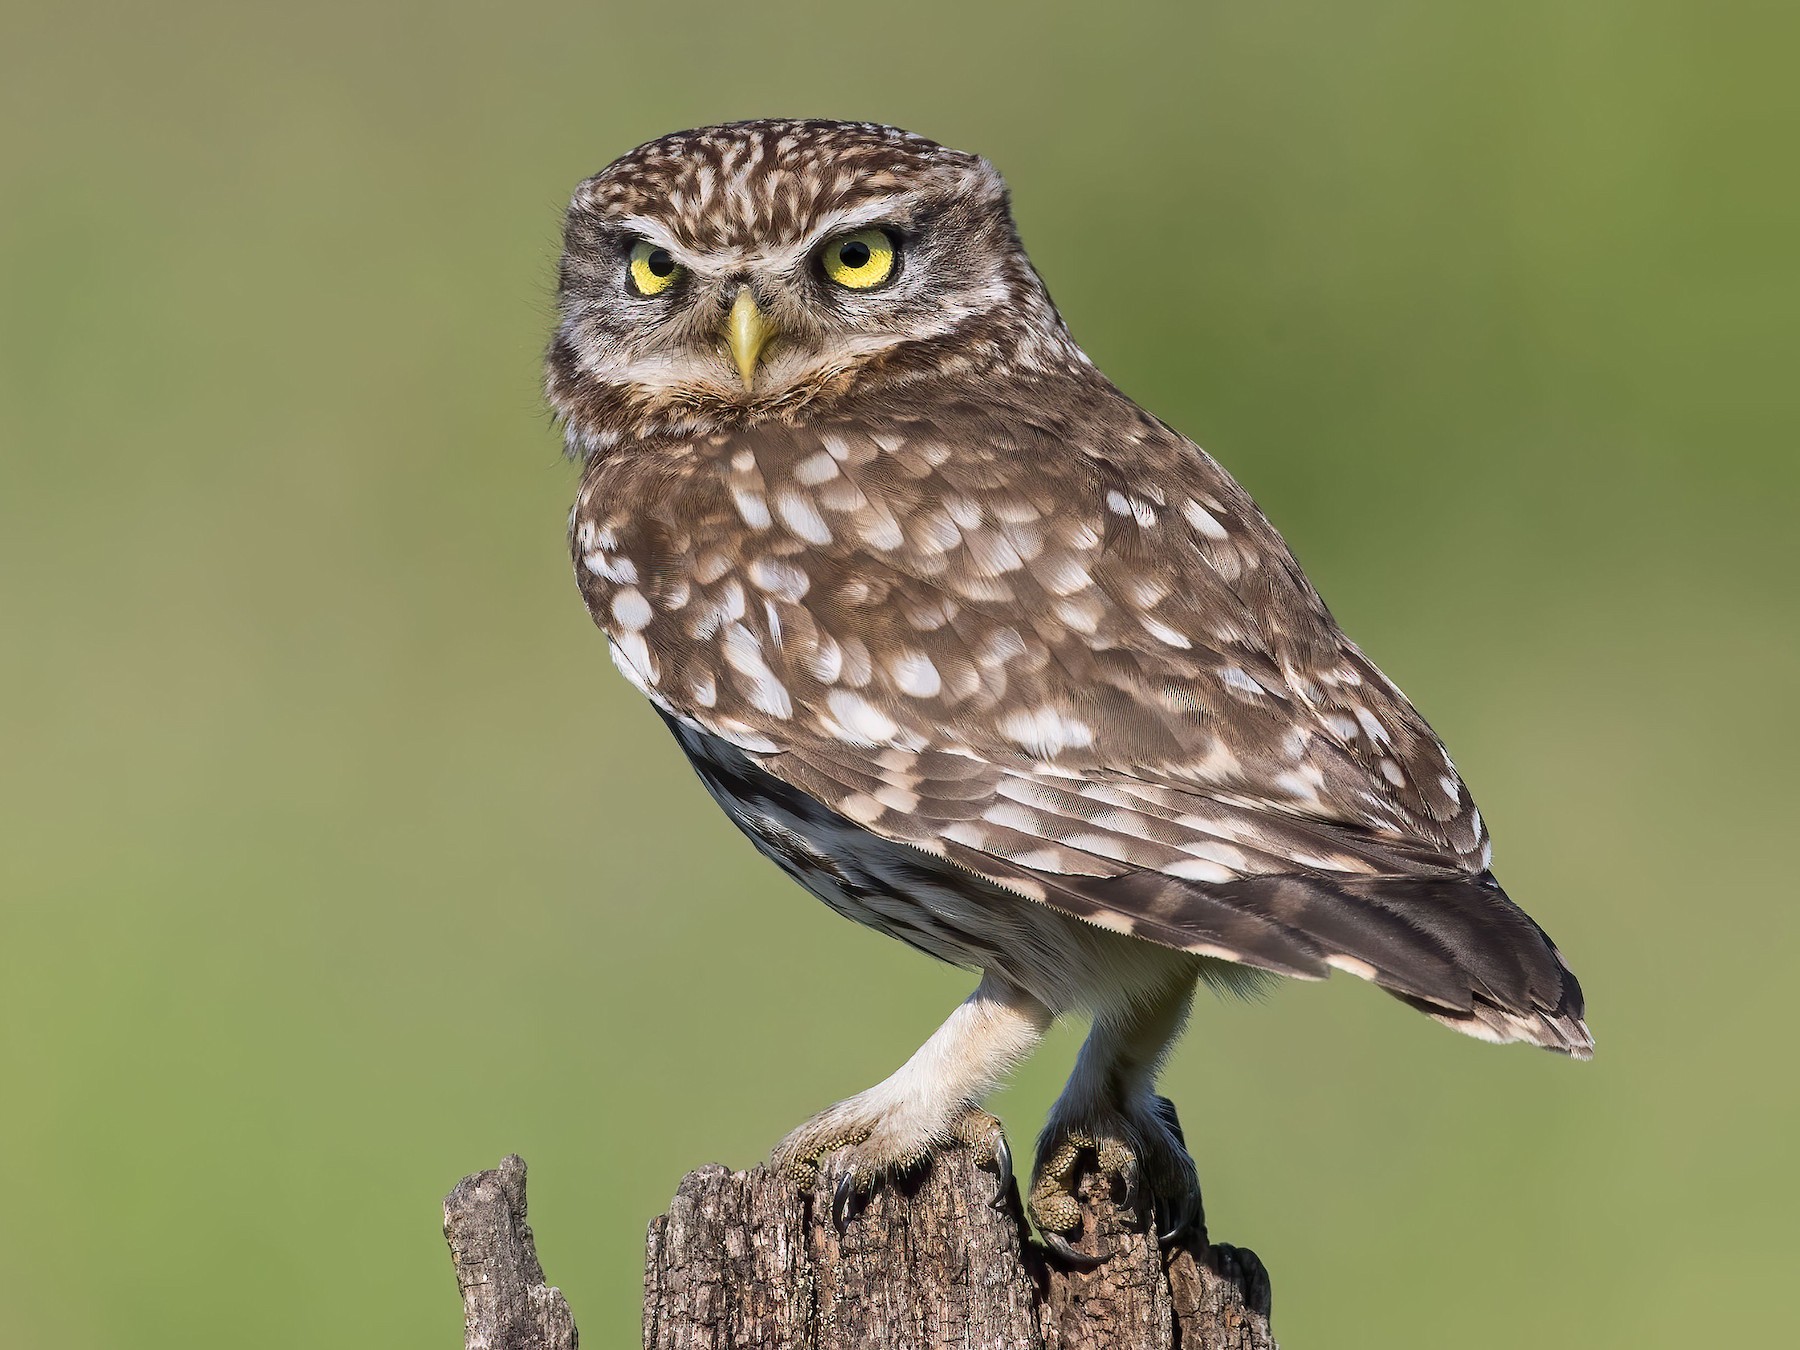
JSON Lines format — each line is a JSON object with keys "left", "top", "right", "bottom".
{"left": 571, "top": 120, "right": 997, "bottom": 252}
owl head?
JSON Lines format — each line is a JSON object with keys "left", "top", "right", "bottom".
{"left": 547, "top": 120, "right": 1074, "bottom": 453}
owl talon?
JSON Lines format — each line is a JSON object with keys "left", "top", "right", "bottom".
{"left": 831, "top": 1171, "right": 866, "bottom": 1233}
{"left": 1030, "top": 1095, "right": 1202, "bottom": 1258}
{"left": 1158, "top": 1187, "right": 1202, "bottom": 1247}
{"left": 1041, "top": 1230, "right": 1111, "bottom": 1269}
{"left": 989, "top": 1133, "right": 1014, "bottom": 1210}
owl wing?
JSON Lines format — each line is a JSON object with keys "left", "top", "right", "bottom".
{"left": 575, "top": 396, "right": 1589, "bottom": 1054}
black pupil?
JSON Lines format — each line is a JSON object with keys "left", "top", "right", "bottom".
{"left": 839, "top": 239, "right": 872, "bottom": 269}
{"left": 645, "top": 248, "right": 674, "bottom": 278}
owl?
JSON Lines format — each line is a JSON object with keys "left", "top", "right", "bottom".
{"left": 549, "top": 120, "right": 1590, "bottom": 1262}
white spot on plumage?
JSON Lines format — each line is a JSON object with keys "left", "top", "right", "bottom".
{"left": 718, "top": 578, "right": 747, "bottom": 624}
{"left": 1061, "top": 520, "right": 1102, "bottom": 550}
{"left": 793, "top": 450, "right": 840, "bottom": 485}
{"left": 747, "top": 556, "right": 810, "bottom": 601}
{"left": 965, "top": 528, "right": 1024, "bottom": 575}
{"left": 911, "top": 510, "right": 962, "bottom": 554}
{"left": 1105, "top": 491, "right": 1157, "bottom": 527}
{"left": 859, "top": 510, "right": 905, "bottom": 551}
{"left": 990, "top": 496, "right": 1041, "bottom": 525}
{"left": 945, "top": 496, "right": 984, "bottom": 528}
{"left": 1051, "top": 596, "right": 1103, "bottom": 634}
{"left": 1326, "top": 954, "right": 1380, "bottom": 981}
{"left": 951, "top": 573, "right": 1014, "bottom": 602}
{"left": 584, "top": 552, "right": 639, "bottom": 584}
{"left": 1182, "top": 499, "right": 1229, "bottom": 539}
{"left": 1219, "top": 666, "right": 1266, "bottom": 697}
{"left": 941, "top": 820, "right": 988, "bottom": 849}
{"left": 982, "top": 802, "right": 1047, "bottom": 835}
{"left": 875, "top": 784, "right": 921, "bottom": 813}
{"left": 1163, "top": 857, "right": 1235, "bottom": 883}
{"left": 998, "top": 706, "right": 1096, "bottom": 757}
{"left": 1010, "top": 847, "right": 1081, "bottom": 872}
{"left": 712, "top": 719, "right": 779, "bottom": 754}
{"left": 1085, "top": 910, "right": 1139, "bottom": 935}
{"left": 610, "top": 632, "right": 658, "bottom": 691}
{"left": 825, "top": 690, "right": 900, "bottom": 745}
{"left": 610, "top": 588, "right": 653, "bottom": 631}
{"left": 1275, "top": 765, "right": 1327, "bottom": 803}
{"left": 774, "top": 490, "right": 833, "bottom": 545}
{"left": 1038, "top": 554, "right": 1092, "bottom": 597}
{"left": 731, "top": 486, "right": 772, "bottom": 529}
{"left": 723, "top": 623, "right": 791, "bottom": 718}
{"left": 838, "top": 792, "right": 886, "bottom": 824}
{"left": 1354, "top": 707, "right": 1392, "bottom": 746}
{"left": 902, "top": 596, "right": 954, "bottom": 631}
{"left": 1141, "top": 618, "right": 1192, "bottom": 649}
{"left": 839, "top": 637, "right": 874, "bottom": 688}
{"left": 889, "top": 650, "right": 943, "bottom": 698}
{"left": 808, "top": 633, "right": 843, "bottom": 684}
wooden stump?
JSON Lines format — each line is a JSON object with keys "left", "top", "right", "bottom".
{"left": 445, "top": 1149, "right": 1275, "bottom": 1349}
{"left": 443, "top": 1156, "right": 578, "bottom": 1350}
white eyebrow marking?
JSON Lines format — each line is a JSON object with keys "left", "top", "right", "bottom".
{"left": 609, "top": 196, "right": 911, "bottom": 276}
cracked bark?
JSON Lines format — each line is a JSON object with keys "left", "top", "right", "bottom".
{"left": 444, "top": 1156, "right": 577, "bottom": 1350}
{"left": 445, "top": 1148, "right": 1274, "bottom": 1349}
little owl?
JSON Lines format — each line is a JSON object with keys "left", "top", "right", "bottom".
{"left": 549, "top": 120, "right": 1590, "bottom": 1263}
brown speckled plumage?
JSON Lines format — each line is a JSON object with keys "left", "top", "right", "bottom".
{"left": 551, "top": 120, "right": 1590, "bottom": 1244}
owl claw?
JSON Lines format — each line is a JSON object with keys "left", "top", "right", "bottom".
{"left": 1041, "top": 1230, "right": 1111, "bottom": 1269}
{"left": 948, "top": 1107, "right": 1014, "bottom": 1211}
{"left": 1028, "top": 1095, "right": 1203, "bottom": 1263}
{"left": 989, "top": 1133, "right": 1014, "bottom": 1211}
{"left": 777, "top": 1101, "right": 1016, "bottom": 1230}
{"left": 1157, "top": 1187, "right": 1202, "bottom": 1247}
{"left": 831, "top": 1171, "right": 866, "bottom": 1234}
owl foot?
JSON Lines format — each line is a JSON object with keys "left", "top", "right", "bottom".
{"left": 1028, "top": 1093, "right": 1203, "bottom": 1266}
{"left": 774, "top": 1101, "right": 1014, "bottom": 1231}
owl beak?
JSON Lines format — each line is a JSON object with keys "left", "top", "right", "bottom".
{"left": 725, "top": 286, "right": 775, "bottom": 392}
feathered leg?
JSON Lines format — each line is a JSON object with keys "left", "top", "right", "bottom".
{"left": 774, "top": 970, "right": 1052, "bottom": 1224}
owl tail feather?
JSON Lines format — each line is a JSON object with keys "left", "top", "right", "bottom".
{"left": 1016, "top": 863, "right": 1594, "bottom": 1059}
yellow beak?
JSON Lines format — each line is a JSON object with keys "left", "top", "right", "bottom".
{"left": 725, "top": 286, "right": 775, "bottom": 392}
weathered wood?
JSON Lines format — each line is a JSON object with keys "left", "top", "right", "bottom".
{"left": 444, "top": 1155, "right": 578, "bottom": 1350}
{"left": 445, "top": 1147, "right": 1274, "bottom": 1349}
{"left": 643, "top": 1145, "right": 1273, "bottom": 1350}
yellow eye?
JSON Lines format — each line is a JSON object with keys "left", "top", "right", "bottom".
{"left": 628, "top": 240, "right": 682, "bottom": 296}
{"left": 820, "top": 228, "right": 897, "bottom": 290}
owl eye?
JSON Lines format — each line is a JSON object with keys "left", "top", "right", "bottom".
{"left": 820, "top": 228, "right": 897, "bottom": 290}
{"left": 628, "top": 240, "right": 682, "bottom": 296}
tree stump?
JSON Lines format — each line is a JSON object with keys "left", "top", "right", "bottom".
{"left": 444, "top": 1155, "right": 578, "bottom": 1350}
{"left": 444, "top": 1149, "right": 1274, "bottom": 1349}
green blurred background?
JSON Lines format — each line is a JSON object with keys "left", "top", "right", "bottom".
{"left": 3, "top": 1, "right": 1795, "bottom": 1345}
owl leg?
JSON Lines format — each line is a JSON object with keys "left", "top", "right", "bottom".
{"left": 773, "top": 970, "right": 1052, "bottom": 1226}
{"left": 1029, "top": 974, "right": 1202, "bottom": 1265}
